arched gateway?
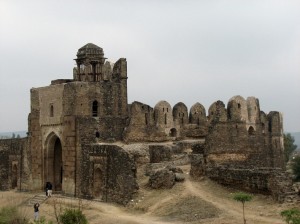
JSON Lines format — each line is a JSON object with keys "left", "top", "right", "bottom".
{"left": 44, "top": 133, "right": 63, "bottom": 191}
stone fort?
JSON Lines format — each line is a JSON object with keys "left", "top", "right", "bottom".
{"left": 0, "top": 43, "right": 296, "bottom": 204}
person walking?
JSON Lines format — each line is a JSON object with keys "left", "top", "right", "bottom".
{"left": 34, "top": 203, "right": 40, "bottom": 221}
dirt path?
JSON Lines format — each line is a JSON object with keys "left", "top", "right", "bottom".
{"left": 183, "top": 178, "right": 285, "bottom": 224}
{"left": 0, "top": 177, "right": 291, "bottom": 224}
{"left": 86, "top": 176, "right": 286, "bottom": 224}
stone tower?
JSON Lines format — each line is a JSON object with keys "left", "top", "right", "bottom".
{"left": 27, "top": 43, "right": 129, "bottom": 195}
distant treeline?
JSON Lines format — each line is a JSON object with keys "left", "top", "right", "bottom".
{"left": 0, "top": 131, "right": 27, "bottom": 139}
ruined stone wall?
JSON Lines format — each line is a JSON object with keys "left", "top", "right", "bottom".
{"left": 173, "top": 102, "right": 189, "bottom": 137}
{"left": 0, "top": 138, "right": 29, "bottom": 191}
{"left": 207, "top": 166, "right": 296, "bottom": 202}
{"left": 185, "top": 103, "right": 208, "bottom": 138}
{"left": 80, "top": 144, "right": 138, "bottom": 205}
{"left": 268, "top": 112, "right": 284, "bottom": 168}
{"left": 38, "top": 85, "right": 64, "bottom": 125}
{"left": 65, "top": 61, "right": 128, "bottom": 142}
{"left": 125, "top": 101, "right": 208, "bottom": 142}
{"left": 203, "top": 96, "right": 282, "bottom": 168}
{"left": 123, "top": 102, "right": 165, "bottom": 142}
{"left": 28, "top": 88, "right": 43, "bottom": 190}
{"left": 112, "top": 58, "right": 128, "bottom": 117}
{"left": 190, "top": 96, "right": 286, "bottom": 200}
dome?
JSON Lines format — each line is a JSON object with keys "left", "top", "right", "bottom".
{"left": 76, "top": 43, "right": 104, "bottom": 60}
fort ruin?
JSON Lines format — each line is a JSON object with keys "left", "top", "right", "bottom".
{"left": 0, "top": 43, "right": 298, "bottom": 204}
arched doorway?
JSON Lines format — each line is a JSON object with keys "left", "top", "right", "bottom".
{"left": 11, "top": 164, "right": 18, "bottom": 189}
{"left": 93, "top": 168, "right": 103, "bottom": 198}
{"left": 45, "top": 133, "right": 63, "bottom": 191}
{"left": 248, "top": 126, "right": 255, "bottom": 136}
{"left": 170, "top": 128, "right": 177, "bottom": 137}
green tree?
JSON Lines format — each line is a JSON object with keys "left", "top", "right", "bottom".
{"left": 12, "top": 133, "right": 16, "bottom": 139}
{"left": 281, "top": 208, "right": 300, "bottom": 224}
{"left": 59, "top": 208, "right": 88, "bottom": 224}
{"left": 233, "top": 192, "right": 253, "bottom": 224}
{"left": 284, "top": 133, "right": 298, "bottom": 162}
{"left": 292, "top": 156, "right": 300, "bottom": 181}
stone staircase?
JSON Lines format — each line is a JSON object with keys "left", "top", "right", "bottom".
{"left": 26, "top": 194, "right": 48, "bottom": 206}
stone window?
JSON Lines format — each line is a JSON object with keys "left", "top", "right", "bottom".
{"left": 96, "top": 131, "right": 100, "bottom": 138}
{"left": 50, "top": 104, "right": 54, "bottom": 117}
{"left": 261, "top": 123, "right": 265, "bottom": 133}
{"left": 92, "top": 100, "right": 98, "bottom": 117}
{"left": 145, "top": 113, "right": 148, "bottom": 125}
{"left": 165, "top": 114, "right": 167, "bottom": 125}
{"left": 238, "top": 103, "right": 241, "bottom": 109}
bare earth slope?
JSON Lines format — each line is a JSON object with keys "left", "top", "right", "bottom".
{"left": 1, "top": 165, "right": 295, "bottom": 224}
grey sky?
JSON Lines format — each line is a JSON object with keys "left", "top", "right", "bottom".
{"left": 0, "top": 0, "right": 299, "bottom": 132}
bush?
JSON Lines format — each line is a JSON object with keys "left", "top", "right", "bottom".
{"left": 0, "top": 206, "right": 29, "bottom": 224}
{"left": 59, "top": 209, "right": 88, "bottom": 224}
{"left": 281, "top": 208, "right": 300, "bottom": 224}
{"left": 31, "top": 216, "right": 53, "bottom": 224}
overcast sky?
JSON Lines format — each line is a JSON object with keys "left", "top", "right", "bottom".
{"left": 0, "top": 0, "right": 299, "bottom": 133}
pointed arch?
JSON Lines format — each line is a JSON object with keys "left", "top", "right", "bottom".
{"left": 44, "top": 132, "right": 63, "bottom": 191}
{"left": 248, "top": 126, "right": 255, "bottom": 136}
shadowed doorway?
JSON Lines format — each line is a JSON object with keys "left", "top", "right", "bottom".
{"left": 11, "top": 164, "right": 18, "bottom": 189}
{"left": 45, "top": 134, "right": 63, "bottom": 191}
{"left": 93, "top": 168, "right": 103, "bottom": 198}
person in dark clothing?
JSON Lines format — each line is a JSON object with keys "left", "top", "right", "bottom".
{"left": 48, "top": 182, "right": 53, "bottom": 197}
{"left": 34, "top": 203, "right": 39, "bottom": 221}
{"left": 45, "top": 182, "right": 53, "bottom": 197}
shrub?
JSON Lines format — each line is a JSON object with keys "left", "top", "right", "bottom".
{"left": 59, "top": 208, "right": 88, "bottom": 224}
{"left": 281, "top": 208, "right": 300, "bottom": 224}
{"left": 0, "top": 206, "right": 29, "bottom": 224}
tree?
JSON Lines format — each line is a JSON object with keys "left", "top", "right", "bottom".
{"left": 233, "top": 192, "right": 253, "bottom": 224}
{"left": 292, "top": 156, "right": 300, "bottom": 181}
{"left": 281, "top": 208, "right": 300, "bottom": 224}
{"left": 12, "top": 133, "right": 16, "bottom": 139}
{"left": 284, "top": 133, "right": 298, "bottom": 162}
